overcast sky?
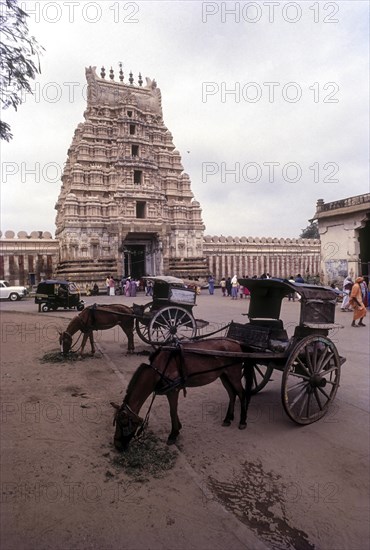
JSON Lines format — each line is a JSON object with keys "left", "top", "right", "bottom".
{"left": 1, "top": 0, "right": 369, "bottom": 238}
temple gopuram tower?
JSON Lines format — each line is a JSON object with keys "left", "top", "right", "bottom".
{"left": 55, "top": 65, "right": 206, "bottom": 283}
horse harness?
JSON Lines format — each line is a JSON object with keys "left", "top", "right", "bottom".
{"left": 150, "top": 342, "right": 247, "bottom": 395}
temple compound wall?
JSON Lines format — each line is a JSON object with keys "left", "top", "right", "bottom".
{"left": 203, "top": 235, "right": 320, "bottom": 281}
{"left": 312, "top": 194, "right": 370, "bottom": 284}
{"left": 0, "top": 229, "right": 320, "bottom": 286}
{"left": 0, "top": 231, "right": 57, "bottom": 286}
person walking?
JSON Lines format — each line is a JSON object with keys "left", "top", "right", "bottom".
{"left": 208, "top": 275, "right": 215, "bottom": 295}
{"left": 109, "top": 276, "right": 116, "bottom": 296}
{"left": 130, "top": 278, "right": 137, "bottom": 297}
{"left": 226, "top": 277, "right": 232, "bottom": 297}
{"left": 231, "top": 274, "right": 239, "bottom": 300}
{"left": 220, "top": 277, "right": 227, "bottom": 297}
{"left": 146, "top": 279, "right": 153, "bottom": 296}
{"left": 125, "top": 278, "right": 131, "bottom": 297}
{"left": 288, "top": 276, "right": 296, "bottom": 302}
{"left": 349, "top": 277, "right": 367, "bottom": 327}
{"left": 341, "top": 275, "right": 353, "bottom": 311}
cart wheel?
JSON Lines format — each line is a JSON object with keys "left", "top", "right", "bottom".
{"left": 135, "top": 303, "right": 153, "bottom": 344}
{"left": 281, "top": 335, "right": 341, "bottom": 425}
{"left": 149, "top": 306, "right": 197, "bottom": 344}
{"left": 249, "top": 363, "right": 273, "bottom": 395}
{"left": 41, "top": 304, "right": 49, "bottom": 312}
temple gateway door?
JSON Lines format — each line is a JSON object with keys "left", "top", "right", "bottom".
{"left": 121, "top": 234, "right": 161, "bottom": 279}
{"left": 124, "top": 245, "right": 145, "bottom": 279}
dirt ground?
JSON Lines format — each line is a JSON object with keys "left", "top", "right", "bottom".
{"left": 0, "top": 299, "right": 369, "bottom": 550}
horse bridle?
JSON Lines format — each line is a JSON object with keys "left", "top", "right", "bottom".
{"left": 114, "top": 398, "right": 157, "bottom": 440}
{"left": 61, "top": 330, "right": 83, "bottom": 353}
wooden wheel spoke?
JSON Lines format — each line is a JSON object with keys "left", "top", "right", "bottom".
{"left": 319, "top": 366, "right": 338, "bottom": 377}
{"left": 323, "top": 379, "right": 337, "bottom": 388}
{"left": 251, "top": 364, "right": 273, "bottom": 394}
{"left": 287, "top": 380, "right": 307, "bottom": 393}
{"left": 288, "top": 371, "right": 310, "bottom": 381}
{"left": 295, "top": 356, "right": 312, "bottom": 376}
{"left": 290, "top": 384, "right": 309, "bottom": 408}
{"left": 305, "top": 392, "right": 313, "bottom": 417}
{"left": 154, "top": 327, "right": 170, "bottom": 340}
{"left": 317, "top": 351, "right": 334, "bottom": 373}
{"left": 317, "top": 385, "right": 332, "bottom": 401}
{"left": 315, "top": 346, "right": 331, "bottom": 372}
{"left": 175, "top": 311, "right": 188, "bottom": 326}
{"left": 254, "top": 365, "right": 265, "bottom": 378}
{"left": 313, "top": 388, "right": 323, "bottom": 410}
{"left": 296, "top": 391, "right": 309, "bottom": 417}
{"left": 155, "top": 318, "right": 171, "bottom": 329}
{"left": 308, "top": 343, "right": 317, "bottom": 373}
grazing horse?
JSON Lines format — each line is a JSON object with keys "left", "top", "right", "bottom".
{"left": 59, "top": 304, "right": 135, "bottom": 356}
{"left": 111, "top": 337, "right": 253, "bottom": 450}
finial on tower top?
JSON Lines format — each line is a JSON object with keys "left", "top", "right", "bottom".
{"left": 100, "top": 66, "right": 106, "bottom": 79}
{"left": 129, "top": 71, "right": 134, "bottom": 85}
{"left": 119, "top": 62, "right": 124, "bottom": 82}
{"left": 109, "top": 67, "right": 114, "bottom": 80}
{"left": 138, "top": 72, "right": 143, "bottom": 86}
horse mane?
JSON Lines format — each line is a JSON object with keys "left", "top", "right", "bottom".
{"left": 65, "top": 311, "right": 86, "bottom": 335}
{"left": 125, "top": 363, "right": 151, "bottom": 399}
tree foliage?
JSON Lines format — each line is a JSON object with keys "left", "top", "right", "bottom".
{"left": 0, "top": 0, "right": 44, "bottom": 141}
{"left": 300, "top": 221, "right": 319, "bottom": 239}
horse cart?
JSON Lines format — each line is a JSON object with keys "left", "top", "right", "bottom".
{"left": 133, "top": 276, "right": 203, "bottom": 345}
{"left": 216, "top": 278, "right": 345, "bottom": 424}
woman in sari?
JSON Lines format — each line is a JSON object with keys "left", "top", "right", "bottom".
{"left": 349, "top": 277, "right": 367, "bottom": 327}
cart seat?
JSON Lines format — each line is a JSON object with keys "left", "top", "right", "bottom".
{"left": 227, "top": 321, "right": 289, "bottom": 350}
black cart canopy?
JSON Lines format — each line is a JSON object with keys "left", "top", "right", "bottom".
{"left": 239, "top": 278, "right": 338, "bottom": 325}
{"left": 36, "top": 280, "right": 79, "bottom": 294}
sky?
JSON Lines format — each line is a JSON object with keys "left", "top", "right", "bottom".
{"left": 1, "top": 0, "right": 369, "bottom": 238}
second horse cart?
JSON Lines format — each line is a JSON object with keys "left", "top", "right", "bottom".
{"left": 133, "top": 276, "right": 204, "bottom": 345}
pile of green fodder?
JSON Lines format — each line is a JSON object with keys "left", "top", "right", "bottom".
{"left": 40, "top": 351, "right": 82, "bottom": 363}
{"left": 112, "top": 430, "right": 178, "bottom": 480}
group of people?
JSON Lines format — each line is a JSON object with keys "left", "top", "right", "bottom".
{"left": 104, "top": 275, "right": 141, "bottom": 297}
{"left": 340, "top": 275, "right": 368, "bottom": 327}
{"left": 120, "top": 277, "right": 141, "bottom": 297}
{"left": 84, "top": 282, "right": 99, "bottom": 296}
{"left": 216, "top": 275, "right": 257, "bottom": 299}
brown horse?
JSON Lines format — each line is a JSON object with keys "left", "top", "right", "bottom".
{"left": 111, "top": 337, "right": 253, "bottom": 450}
{"left": 59, "top": 304, "right": 135, "bottom": 356}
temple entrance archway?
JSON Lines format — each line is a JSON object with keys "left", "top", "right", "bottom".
{"left": 121, "top": 233, "right": 162, "bottom": 279}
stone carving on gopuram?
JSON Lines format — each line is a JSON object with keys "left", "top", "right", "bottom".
{"left": 55, "top": 65, "right": 206, "bottom": 283}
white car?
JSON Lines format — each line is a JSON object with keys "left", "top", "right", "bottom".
{"left": 0, "top": 280, "right": 29, "bottom": 301}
